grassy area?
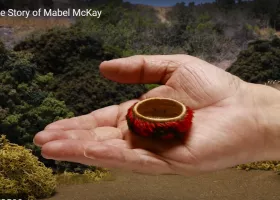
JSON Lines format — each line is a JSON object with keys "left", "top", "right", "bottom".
{"left": 56, "top": 169, "right": 116, "bottom": 185}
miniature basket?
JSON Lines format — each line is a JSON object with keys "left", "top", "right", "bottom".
{"left": 126, "top": 97, "right": 194, "bottom": 140}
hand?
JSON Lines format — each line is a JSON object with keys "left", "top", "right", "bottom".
{"left": 34, "top": 55, "right": 268, "bottom": 176}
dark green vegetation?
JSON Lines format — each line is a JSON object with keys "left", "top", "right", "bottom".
{"left": 0, "top": 26, "right": 147, "bottom": 173}
{"left": 227, "top": 37, "right": 280, "bottom": 83}
{"left": 0, "top": 43, "right": 75, "bottom": 153}
{"left": 71, "top": 0, "right": 280, "bottom": 63}
{"left": 14, "top": 27, "right": 145, "bottom": 115}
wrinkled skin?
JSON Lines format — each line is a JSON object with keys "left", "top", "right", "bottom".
{"left": 34, "top": 55, "right": 267, "bottom": 176}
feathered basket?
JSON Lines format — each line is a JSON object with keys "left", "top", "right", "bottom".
{"left": 126, "top": 97, "right": 194, "bottom": 140}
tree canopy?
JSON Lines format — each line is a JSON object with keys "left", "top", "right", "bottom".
{"left": 227, "top": 37, "right": 280, "bottom": 83}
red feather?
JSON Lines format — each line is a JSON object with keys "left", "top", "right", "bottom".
{"left": 126, "top": 103, "right": 194, "bottom": 140}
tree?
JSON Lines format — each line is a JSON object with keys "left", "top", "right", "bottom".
{"left": 189, "top": 2, "right": 195, "bottom": 7}
{"left": 0, "top": 40, "right": 7, "bottom": 67}
{"left": 166, "top": 2, "right": 195, "bottom": 46}
{"left": 14, "top": 27, "right": 109, "bottom": 74}
{"left": 253, "top": 0, "right": 279, "bottom": 16}
{"left": 14, "top": 27, "right": 148, "bottom": 115}
{"left": 227, "top": 38, "right": 280, "bottom": 83}
{"left": 270, "top": 1, "right": 280, "bottom": 30}
{"left": 216, "top": 0, "right": 235, "bottom": 8}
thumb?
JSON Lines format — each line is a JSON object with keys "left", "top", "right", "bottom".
{"left": 99, "top": 55, "right": 193, "bottom": 84}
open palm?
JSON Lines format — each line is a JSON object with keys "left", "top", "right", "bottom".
{"left": 34, "top": 55, "right": 265, "bottom": 176}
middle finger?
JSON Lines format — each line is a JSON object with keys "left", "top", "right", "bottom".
{"left": 34, "top": 127, "right": 123, "bottom": 147}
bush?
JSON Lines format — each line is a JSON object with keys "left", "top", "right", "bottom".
{"left": 50, "top": 61, "right": 147, "bottom": 115}
{"left": 14, "top": 27, "right": 148, "bottom": 115}
{"left": 0, "top": 40, "right": 8, "bottom": 67}
{"left": 56, "top": 168, "right": 112, "bottom": 185}
{"left": 0, "top": 135, "right": 56, "bottom": 200}
{"left": 1, "top": 25, "right": 147, "bottom": 172}
{"left": 237, "top": 161, "right": 280, "bottom": 173}
{"left": 227, "top": 37, "right": 280, "bottom": 83}
{"left": 3, "top": 51, "right": 36, "bottom": 83}
{"left": 14, "top": 27, "right": 118, "bottom": 75}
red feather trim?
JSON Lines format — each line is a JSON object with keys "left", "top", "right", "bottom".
{"left": 126, "top": 103, "right": 194, "bottom": 140}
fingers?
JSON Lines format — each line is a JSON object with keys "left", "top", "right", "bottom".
{"left": 45, "top": 105, "right": 119, "bottom": 130}
{"left": 33, "top": 127, "right": 123, "bottom": 147}
{"left": 44, "top": 100, "right": 138, "bottom": 131}
{"left": 100, "top": 54, "right": 195, "bottom": 84}
{"left": 138, "top": 85, "right": 177, "bottom": 100}
{"left": 41, "top": 139, "right": 172, "bottom": 174}
{"left": 84, "top": 145, "right": 172, "bottom": 174}
{"left": 126, "top": 133, "right": 199, "bottom": 165}
{"left": 35, "top": 100, "right": 139, "bottom": 147}
{"left": 41, "top": 139, "right": 129, "bottom": 165}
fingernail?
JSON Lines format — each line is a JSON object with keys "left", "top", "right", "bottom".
{"left": 33, "top": 138, "right": 41, "bottom": 147}
{"left": 84, "top": 145, "right": 108, "bottom": 159}
{"left": 106, "top": 58, "right": 124, "bottom": 63}
{"left": 102, "top": 60, "right": 114, "bottom": 63}
{"left": 41, "top": 152, "right": 52, "bottom": 159}
{"left": 84, "top": 147, "right": 96, "bottom": 159}
{"left": 45, "top": 124, "right": 64, "bottom": 130}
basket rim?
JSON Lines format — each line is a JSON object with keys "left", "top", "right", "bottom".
{"left": 133, "top": 97, "right": 186, "bottom": 122}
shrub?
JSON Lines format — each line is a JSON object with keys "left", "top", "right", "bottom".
{"left": 50, "top": 61, "right": 147, "bottom": 115}
{"left": 0, "top": 40, "right": 8, "bottom": 67}
{"left": 3, "top": 51, "right": 36, "bottom": 83}
{"left": 227, "top": 37, "right": 280, "bottom": 83}
{"left": 14, "top": 27, "right": 118, "bottom": 74}
{"left": 1, "top": 25, "right": 147, "bottom": 172}
{"left": 237, "top": 161, "right": 280, "bottom": 173}
{"left": 0, "top": 47, "right": 76, "bottom": 172}
{"left": 14, "top": 27, "right": 148, "bottom": 115}
{"left": 56, "top": 168, "right": 112, "bottom": 185}
{"left": 0, "top": 135, "right": 56, "bottom": 200}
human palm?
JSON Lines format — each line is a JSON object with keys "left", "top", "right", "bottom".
{"left": 34, "top": 55, "right": 265, "bottom": 176}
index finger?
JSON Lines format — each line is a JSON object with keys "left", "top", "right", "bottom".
{"left": 100, "top": 54, "right": 195, "bottom": 84}
{"left": 45, "top": 100, "right": 139, "bottom": 130}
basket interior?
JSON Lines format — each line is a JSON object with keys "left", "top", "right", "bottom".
{"left": 136, "top": 99, "right": 184, "bottom": 119}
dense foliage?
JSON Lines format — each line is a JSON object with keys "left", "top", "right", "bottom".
{"left": 74, "top": 0, "right": 274, "bottom": 62}
{"left": 0, "top": 41, "right": 7, "bottom": 66}
{"left": 0, "top": 26, "right": 147, "bottom": 172}
{"left": 0, "top": 49, "right": 74, "bottom": 146}
{"left": 0, "top": 46, "right": 76, "bottom": 171}
{"left": 14, "top": 27, "right": 118, "bottom": 74}
{"left": 0, "top": 135, "right": 56, "bottom": 200}
{"left": 227, "top": 37, "right": 280, "bottom": 83}
{"left": 14, "top": 27, "right": 147, "bottom": 115}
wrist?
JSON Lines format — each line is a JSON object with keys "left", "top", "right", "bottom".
{"left": 249, "top": 83, "right": 280, "bottom": 161}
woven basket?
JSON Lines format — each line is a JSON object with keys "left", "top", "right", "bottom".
{"left": 126, "top": 97, "right": 193, "bottom": 140}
